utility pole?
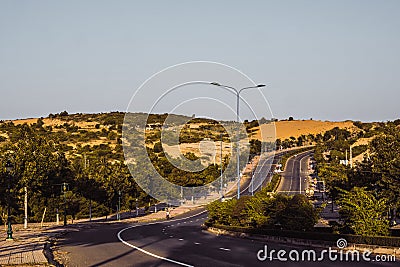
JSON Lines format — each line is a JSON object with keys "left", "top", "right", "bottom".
{"left": 251, "top": 168, "right": 254, "bottom": 196}
{"left": 5, "top": 160, "right": 14, "bottom": 240}
{"left": 350, "top": 145, "right": 353, "bottom": 168}
{"left": 89, "top": 198, "right": 92, "bottom": 222}
{"left": 118, "top": 191, "right": 121, "bottom": 221}
{"left": 135, "top": 198, "right": 138, "bottom": 216}
{"left": 62, "top": 182, "right": 68, "bottom": 226}
{"left": 220, "top": 132, "right": 223, "bottom": 198}
{"left": 24, "top": 186, "right": 28, "bottom": 229}
{"left": 83, "top": 154, "right": 92, "bottom": 222}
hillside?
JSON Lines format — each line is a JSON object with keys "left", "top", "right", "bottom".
{"left": 0, "top": 111, "right": 393, "bottom": 223}
{"left": 253, "top": 120, "right": 357, "bottom": 141}
{"left": 5, "top": 115, "right": 361, "bottom": 158}
{"left": 2, "top": 113, "right": 375, "bottom": 167}
{"left": 10, "top": 116, "right": 358, "bottom": 142}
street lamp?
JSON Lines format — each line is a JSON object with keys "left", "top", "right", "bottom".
{"left": 210, "top": 82, "right": 266, "bottom": 199}
{"left": 5, "top": 160, "right": 13, "bottom": 240}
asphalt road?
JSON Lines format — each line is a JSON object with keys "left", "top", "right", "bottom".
{"left": 239, "top": 150, "right": 286, "bottom": 196}
{"left": 57, "top": 149, "right": 398, "bottom": 266}
{"left": 276, "top": 151, "right": 312, "bottom": 195}
{"left": 58, "top": 208, "right": 397, "bottom": 267}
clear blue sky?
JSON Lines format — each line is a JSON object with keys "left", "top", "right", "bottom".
{"left": 1, "top": 0, "right": 399, "bottom": 122}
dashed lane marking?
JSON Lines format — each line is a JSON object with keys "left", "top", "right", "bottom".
{"left": 219, "top": 248, "right": 231, "bottom": 251}
{"left": 117, "top": 210, "right": 206, "bottom": 267}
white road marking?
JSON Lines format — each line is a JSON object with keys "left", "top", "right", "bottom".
{"left": 194, "top": 242, "right": 200, "bottom": 245}
{"left": 117, "top": 210, "right": 206, "bottom": 267}
{"left": 219, "top": 247, "right": 231, "bottom": 251}
{"left": 169, "top": 235, "right": 174, "bottom": 238}
{"left": 179, "top": 238, "right": 184, "bottom": 241}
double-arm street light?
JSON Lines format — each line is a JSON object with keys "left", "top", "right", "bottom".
{"left": 210, "top": 82, "right": 266, "bottom": 199}
{"left": 5, "top": 160, "right": 13, "bottom": 240}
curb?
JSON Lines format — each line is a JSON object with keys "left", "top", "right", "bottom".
{"left": 204, "top": 225, "right": 400, "bottom": 260}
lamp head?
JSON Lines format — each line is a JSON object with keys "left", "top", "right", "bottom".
{"left": 210, "top": 82, "right": 221, "bottom": 86}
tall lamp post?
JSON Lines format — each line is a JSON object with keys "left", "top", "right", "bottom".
{"left": 5, "top": 160, "right": 13, "bottom": 240}
{"left": 210, "top": 82, "right": 266, "bottom": 199}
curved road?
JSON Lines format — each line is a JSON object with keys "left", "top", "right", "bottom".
{"left": 239, "top": 149, "right": 287, "bottom": 196}
{"left": 276, "top": 151, "right": 312, "bottom": 195}
{"left": 59, "top": 208, "right": 395, "bottom": 267}
{"left": 57, "top": 150, "right": 397, "bottom": 266}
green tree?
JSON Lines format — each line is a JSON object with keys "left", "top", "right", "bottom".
{"left": 338, "top": 187, "right": 389, "bottom": 236}
{"left": 207, "top": 199, "right": 237, "bottom": 226}
{"left": 275, "top": 194, "right": 319, "bottom": 231}
{"left": 153, "top": 142, "right": 163, "bottom": 153}
{"left": 369, "top": 126, "right": 400, "bottom": 209}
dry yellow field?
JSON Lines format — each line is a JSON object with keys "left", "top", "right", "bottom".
{"left": 162, "top": 142, "right": 233, "bottom": 165}
{"left": 11, "top": 117, "right": 357, "bottom": 142}
{"left": 10, "top": 118, "right": 98, "bottom": 129}
{"left": 253, "top": 120, "right": 357, "bottom": 141}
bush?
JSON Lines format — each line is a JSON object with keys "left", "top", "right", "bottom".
{"left": 153, "top": 142, "right": 163, "bottom": 153}
{"left": 60, "top": 111, "right": 69, "bottom": 117}
{"left": 108, "top": 131, "right": 117, "bottom": 140}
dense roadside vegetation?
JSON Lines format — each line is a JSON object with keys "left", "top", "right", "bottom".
{"left": 207, "top": 119, "right": 400, "bottom": 240}
{"left": 206, "top": 146, "right": 319, "bottom": 231}
{"left": 4, "top": 110, "right": 395, "bottom": 239}
{"left": 315, "top": 120, "right": 400, "bottom": 236}
{"left": 0, "top": 112, "right": 280, "bottom": 224}
{"left": 207, "top": 180, "right": 320, "bottom": 231}
{"left": 0, "top": 120, "right": 143, "bottom": 223}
